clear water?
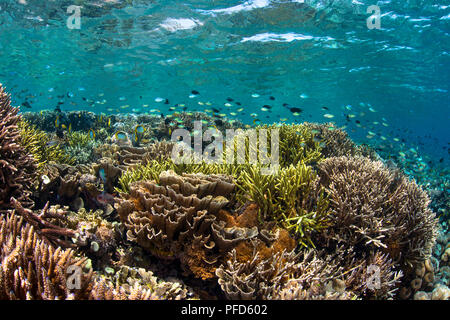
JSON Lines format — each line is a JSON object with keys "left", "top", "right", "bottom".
{"left": 0, "top": 0, "right": 449, "bottom": 161}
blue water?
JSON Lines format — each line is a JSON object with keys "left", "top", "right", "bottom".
{"left": 0, "top": 0, "right": 449, "bottom": 161}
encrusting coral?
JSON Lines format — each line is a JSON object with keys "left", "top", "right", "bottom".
{"left": 0, "top": 84, "right": 37, "bottom": 210}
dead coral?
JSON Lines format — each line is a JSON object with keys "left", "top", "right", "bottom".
{"left": 0, "top": 85, "right": 36, "bottom": 210}
{"left": 316, "top": 156, "right": 439, "bottom": 269}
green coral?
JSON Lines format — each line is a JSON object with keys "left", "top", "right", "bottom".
{"left": 65, "top": 131, "right": 102, "bottom": 164}
{"left": 115, "top": 124, "right": 331, "bottom": 247}
{"left": 18, "top": 120, "right": 74, "bottom": 170}
{"left": 237, "top": 162, "right": 330, "bottom": 247}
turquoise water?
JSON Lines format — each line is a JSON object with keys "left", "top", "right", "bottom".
{"left": 0, "top": 0, "right": 449, "bottom": 161}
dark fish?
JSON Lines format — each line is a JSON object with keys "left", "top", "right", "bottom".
{"left": 191, "top": 90, "right": 199, "bottom": 95}
{"left": 236, "top": 102, "right": 241, "bottom": 106}
{"left": 322, "top": 107, "right": 329, "bottom": 110}
{"left": 139, "top": 96, "right": 142, "bottom": 99}
{"left": 57, "top": 101, "right": 64, "bottom": 105}
{"left": 21, "top": 101, "right": 32, "bottom": 108}
{"left": 263, "top": 105, "right": 272, "bottom": 109}
{"left": 283, "top": 103, "right": 289, "bottom": 107}
{"left": 290, "top": 107, "right": 302, "bottom": 113}
{"left": 226, "top": 97, "right": 234, "bottom": 102}
{"left": 82, "top": 97, "right": 87, "bottom": 101}
{"left": 55, "top": 105, "right": 62, "bottom": 113}
{"left": 439, "top": 158, "right": 443, "bottom": 163}
{"left": 57, "top": 94, "right": 64, "bottom": 99}
{"left": 356, "top": 120, "right": 361, "bottom": 124}
{"left": 269, "top": 96, "right": 275, "bottom": 100}
{"left": 182, "top": 106, "right": 187, "bottom": 111}
{"left": 214, "top": 119, "right": 223, "bottom": 126}
{"left": 212, "top": 108, "right": 220, "bottom": 113}
{"left": 164, "top": 99, "right": 169, "bottom": 104}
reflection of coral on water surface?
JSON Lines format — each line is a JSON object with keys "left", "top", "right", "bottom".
{"left": 0, "top": 84, "right": 449, "bottom": 300}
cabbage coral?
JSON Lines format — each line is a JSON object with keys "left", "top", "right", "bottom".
{"left": 0, "top": 85, "right": 36, "bottom": 210}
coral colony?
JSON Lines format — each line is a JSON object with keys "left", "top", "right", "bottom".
{"left": 0, "top": 83, "right": 448, "bottom": 300}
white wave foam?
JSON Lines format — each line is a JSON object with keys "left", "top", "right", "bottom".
{"left": 159, "top": 18, "right": 204, "bottom": 32}
{"left": 198, "top": 0, "right": 270, "bottom": 15}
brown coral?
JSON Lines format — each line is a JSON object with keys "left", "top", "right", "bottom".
{"left": 316, "top": 156, "right": 438, "bottom": 268}
{"left": 0, "top": 84, "right": 37, "bottom": 210}
{"left": 0, "top": 212, "right": 93, "bottom": 299}
{"left": 116, "top": 170, "right": 261, "bottom": 279}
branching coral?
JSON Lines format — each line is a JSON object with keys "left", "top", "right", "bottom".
{"left": 316, "top": 156, "right": 439, "bottom": 269}
{"left": 0, "top": 85, "right": 36, "bottom": 210}
{"left": 303, "top": 122, "right": 379, "bottom": 160}
{"left": 216, "top": 247, "right": 299, "bottom": 300}
{"left": 0, "top": 212, "right": 93, "bottom": 299}
{"left": 237, "top": 162, "right": 330, "bottom": 247}
{"left": 18, "top": 120, "right": 74, "bottom": 169}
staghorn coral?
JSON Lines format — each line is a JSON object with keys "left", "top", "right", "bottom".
{"left": 303, "top": 122, "right": 379, "bottom": 160}
{"left": 216, "top": 246, "right": 299, "bottom": 300}
{"left": 0, "top": 212, "right": 93, "bottom": 299}
{"left": 18, "top": 120, "right": 74, "bottom": 169}
{"left": 237, "top": 162, "right": 330, "bottom": 247}
{"left": 316, "top": 156, "right": 439, "bottom": 270}
{"left": 252, "top": 123, "right": 323, "bottom": 167}
{"left": 0, "top": 85, "right": 37, "bottom": 210}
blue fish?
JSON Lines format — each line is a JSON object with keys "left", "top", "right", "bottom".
{"left": 99, "top": 168, "right": 106, "bottom": 183}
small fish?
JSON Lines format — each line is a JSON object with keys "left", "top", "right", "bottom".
{"left": 290, "top": 107, "right": 302, "bottom": 113}
{"left": 55, "top": 116, "right": 59, "bottom": 128}
{"left": 224, "top": 103, "right": 232, "bottom": 107}
{"left": 88, "top": 129, "right": 96, "bottom": 139}
{"left": 96, "top": 192, "right": 115, "bottom": 205}
{"left": 251, "top": 93, "right": 260, "bottom": 98}
{"left": 323, "top": 114, "right": 335, "bottom": 119}
{"left": 135, "top": 125, "right": 145, "bottom": 134}
{"left": 299, "top": 93, "right": 308, "bottom": 99}
{"left": 115, "top": 131, "right": 127, "bottom": 140}
{"left": 154, "top": 97, "right": 164, "bottom": 103}
{"left": 21, "top": 101, "right": 32, "bottom": 108}
{"left": 68, "top": 123, "right": 72, "bottom": 133}
{"left": 99, "top": 168, "right": 106, "bottom": 183}
{"left": 369, "top": 107, "right": 376, "bottom": 112}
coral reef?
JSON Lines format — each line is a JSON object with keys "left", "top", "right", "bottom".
{"left": 18, "top": 120, "right": 74, "bottom": 169}
{"left": 316, "top": 156, "right": 438, "bottom": 268}
{"left": 0, "top": 94, "right": 445, "bottom": 301}
{"left": 0, "top": 85, "right": 37, "bottom": 210}
{"left": 0, "top": 212, "right": 93, "bottom": 299}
